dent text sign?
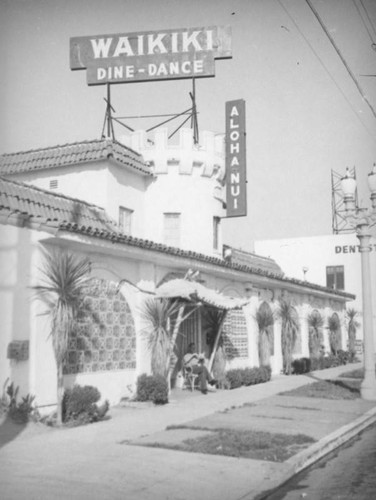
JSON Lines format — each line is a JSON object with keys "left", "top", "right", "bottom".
{"left": 70, "top": 26, "right": 231, "bottom": 85}
{"left": 226, "top": 99, "right": 247, "bottom": 217}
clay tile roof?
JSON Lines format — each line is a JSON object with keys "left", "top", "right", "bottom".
{"left": 0, "top": 177, "right": 355, "bottom": 301}
{"left": 0, "top": 139, "right": 152, "bottom": 176}
{"left": 0, "top": 176, "right": 119, "bottom": 233}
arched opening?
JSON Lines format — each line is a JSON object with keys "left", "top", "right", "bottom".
{"left": 255, "top": 301, "right": 274, "bottom": 366}
{"left": 328, "top": 312, "right": 342, "bottom": 355}
{"left": 307, "top": 309, "right": 324, "bottom": 358}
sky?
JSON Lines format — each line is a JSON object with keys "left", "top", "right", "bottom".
{"left": 1, "top": 0, "right": 376, "bottom": 252}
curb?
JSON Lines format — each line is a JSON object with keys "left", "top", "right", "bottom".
{"left": 285, "top": 404, "right": 376, "bottom": 474}
{"left": 251, "top": 405, "right": 376, "bottom": 500}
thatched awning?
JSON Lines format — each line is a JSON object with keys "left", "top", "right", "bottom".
{"left": 155, "top": 279, "right": 249, "bottom": 310}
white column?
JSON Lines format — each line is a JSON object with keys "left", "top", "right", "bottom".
{"left": 358, "top": 226, "right": 376, "bottom": 400}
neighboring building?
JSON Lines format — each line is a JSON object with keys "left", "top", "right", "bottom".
{"left": 0, "top": 129, "right": 355, "bottom": 412}
{"left": 255, "top": 233, "right": 376, "bottom": 349}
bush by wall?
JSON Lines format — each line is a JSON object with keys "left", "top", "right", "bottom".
{"left": 136, "top": 374, "right": 169, "bottom": 405}
{"left": 292, "top": 357, "right": 311, "bottom": 374}
{"left": 63, "top": 385, "right": 109, "bottom": 424}
{"left": 1, "top": 380, "right": 39, "bottom": 423}
{"left": 293, "top": 350, "right": 357, "bottom": 374}
{"left": 225, "top": 365, "right": 272, "bottom": 389}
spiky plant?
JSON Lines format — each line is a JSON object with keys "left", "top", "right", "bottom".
{"left": 346, "top": 308, "right": 360, "bottom": 355}
{"left": 278, "top": 298, "right": 300, "bottom": 375}
{"left": 140, "top": 298, "right": 181, "bottom": 378}
{"left": 328, "top": 314, "right": 341, "bottom": 355}
{"left": 255, "top": 303, "right": 275, "bottom": 366}
{"left": 307, "top": 311, "right": 324, "bottom": 358}
{"left": 33, "top": 247, "right": 92, "bottom": 425}
{"left": 203, "top": 307, "right": 226, "bottom": 352}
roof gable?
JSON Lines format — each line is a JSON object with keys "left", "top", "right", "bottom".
{"left": 0, "top": 139, "right": 152, "bottom": 176}
{"left": 0, "top": 176, "right": 118, "bottom": 234}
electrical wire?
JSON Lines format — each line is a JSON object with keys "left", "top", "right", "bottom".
{"left": 359, "top": 0, "right": 376, "bottom": 38}
{"left": 304, "top": 0, "right": 376, "bottom": 121}
{"left": 352, "top": 0, "right": 375, "bottom": 44}
{"left": 277, "top": 0, "right": 376, "bottom": 140}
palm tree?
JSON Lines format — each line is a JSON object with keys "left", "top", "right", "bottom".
{"left": 140, "top": 298, "right": 190, "bottom": 392}
{"left": 307, "top": 311, "right": 324, "bottom": 358}
{"left": 346, "top": 308, "right": 359, "bottom": 355}
{"left": 33, "top": 247, "right": 92, "bottom": 425}
{"left": 278, "top": 298, "right": 300, "bottom": 375}
{"left": 328, "top": 314, "right": 341, "bottom": 355}
{"left": 255, "top": 303, "right": 275, "bottom": 366}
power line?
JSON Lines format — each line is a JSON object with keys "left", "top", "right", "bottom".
{"left": 304, "top": 0, "right": 376, "bottom": 121}
{"left": 359, "top": 0, "right": 376, "bottom": 38}
{"left": 277, "top": 0, "right": 376, "bottom": 140}
{"left": 352, "top": 0, "right": 375, "bottom": 44}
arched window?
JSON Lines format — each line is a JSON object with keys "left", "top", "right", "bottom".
{"left": 256, "top": 301, "right": 275, "bottom": 365}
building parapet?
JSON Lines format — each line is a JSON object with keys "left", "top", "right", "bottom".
{"left": 121, "top": 128, "right": 225, "bottom": 180}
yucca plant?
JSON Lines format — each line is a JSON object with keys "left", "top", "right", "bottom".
{"left": 346, "top": 308, "right": 360, "bottom": 355}
{"left": 140, "top": 298, "right": 191, "bottom": 392}
{"left": 140, "top": 298, "right": 180, "bottom": 377}
{"left": 33, "top": 247, "right": 92, "bottom": 425}
{"left": 307, "top": 311, "right": 324, "bottom": 358}
{"left": 255, "top": 303, "right": 275, "bottom": 366}
{"left": 328, "top": 314, "right": 341, "bottom": 355}
{"left": 278, "top": 298, "right": 300, "bottom": 375}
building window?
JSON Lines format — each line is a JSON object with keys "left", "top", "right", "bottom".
{"left": 213, "top": 216, "right": 220, "bottom": 250}
{"left": 163, "top": 212, "right": 181, "bottom": 247}
{"left": 119, "top": 207, "right": 133, "bottom": 235}
{"left": 326, "top": 265, "right": 345, "bottom": 290}
{"left": 49, "top": 179, "right": 58, "bottom": 189}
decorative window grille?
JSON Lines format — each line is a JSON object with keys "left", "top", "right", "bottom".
{"left": 49, "top": 179, "right": 58, "bottom": 189}
{"left": 222, "top": 309, "right": 248, "bottom": 358}
{"left": 64, "top": 279, "right": 136, "bottom": 375}
{"left": 326, "top": 265, "right": 345, "bottom": 290}
{"left": 163, "top": 213, "right": 181, "bottom": 247}
{"left": 119, "top": 206, "right": 133, "bottom": 235}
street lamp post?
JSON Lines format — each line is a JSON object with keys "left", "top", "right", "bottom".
{"left": 341, "top": 165, "right": 376, "bottom": 400}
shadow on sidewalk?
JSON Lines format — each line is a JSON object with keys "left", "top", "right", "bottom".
{"left": 0, "top": 414, "right": 27, "bottom": 449}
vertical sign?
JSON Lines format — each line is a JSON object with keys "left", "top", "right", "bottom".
{"left": 225, "top": 99, "right": 247, "bottom": 217}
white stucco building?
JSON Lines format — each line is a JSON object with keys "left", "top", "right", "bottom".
{"left": 0, "top": 128, "right": 355, "bottom": 412}
{"left": 255, "top": 233, "right": 376, "bottom": 348}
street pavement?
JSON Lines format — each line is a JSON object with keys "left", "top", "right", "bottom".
{"left": 1, "top": 363, "right": 375, "bottom": 500}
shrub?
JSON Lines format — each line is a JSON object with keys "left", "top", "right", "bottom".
{"left": 241, "top": 368, "right": 258, "bottom": 386}
{"left": 1, "top": 380, "right": 38, "bottom": 423}
{"left": 299, "top": 350, "right": 358, "bottom": 373}
{"left": 9, "top": 394, "right": 39, "bottom": 424}
{"left": 136, "top": 374, "right": 168, "bottom": 405}
{"left": 225, "top": 366, "right": 271, "bottom": 389}
{"left": 292, "top": 358, "right": 311, "bottom": 374}
{"left": 225, "top": 369, "right": 243, "bottom": 389}
{"left": 63, "top": 385, "right": 109, "bottom": 424}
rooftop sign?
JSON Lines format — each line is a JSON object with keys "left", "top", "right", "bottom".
{"left": 70, "top": 26, "right": 232, "bottom": 85}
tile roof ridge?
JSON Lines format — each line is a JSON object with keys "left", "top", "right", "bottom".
{"left": 0, "top": 138, "right": 142, "bottom": 159}
{"left": 0, "top": 139, "right": 103, "bottom": 157}
{"left": 0, "top": 175, "right": 108, "bottom": 212}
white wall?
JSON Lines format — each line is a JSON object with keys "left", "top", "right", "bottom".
{"left": 9, "top": 161, "right": 149, "bottom": 237}
{"left": 255, "top": 233, "right": 376, "bottom": 347}
{"left": 122, "top": 128, "right": 226, "bottom": 257}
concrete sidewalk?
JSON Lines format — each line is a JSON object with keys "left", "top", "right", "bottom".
{"left": 1, "top": 363, "right": 375, "bottom": 500}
